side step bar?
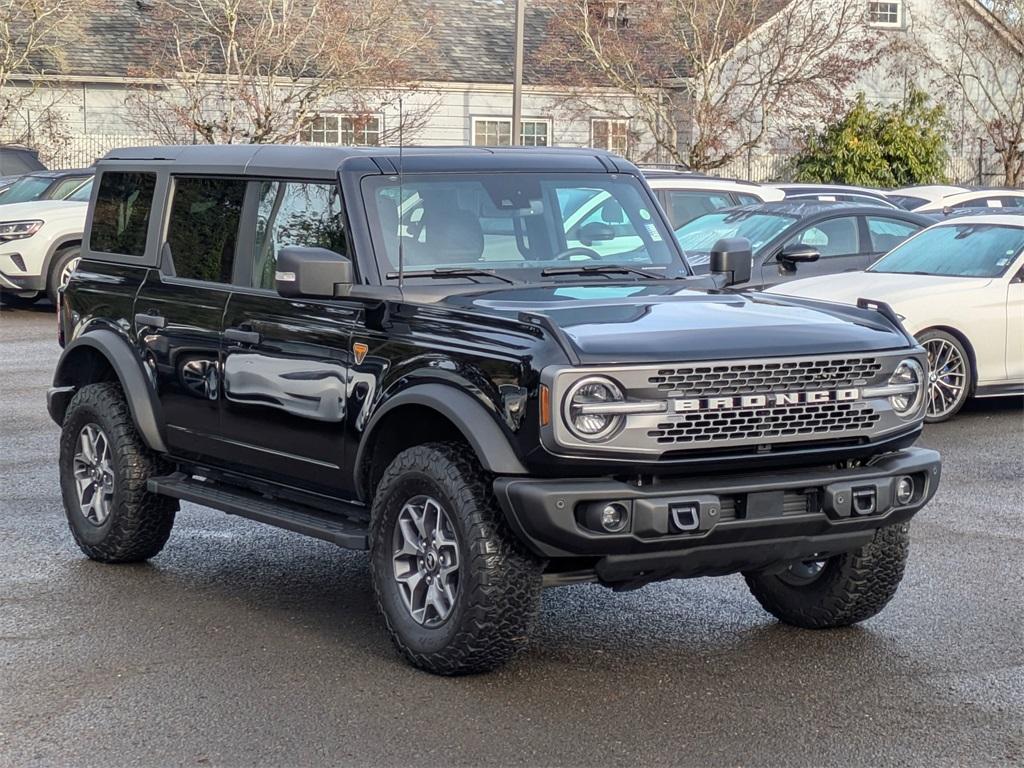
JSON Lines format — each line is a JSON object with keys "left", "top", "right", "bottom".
{"left": 148, "top": 473, "right": 369, "bottom": 550}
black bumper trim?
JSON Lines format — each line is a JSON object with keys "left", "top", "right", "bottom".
{"left": 494, "top": 448, "right": 941, "bottom": 569}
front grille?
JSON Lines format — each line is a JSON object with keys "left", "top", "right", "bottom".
{"left": 647, "top": 402, "right": 880, "bottom": 445}
{"left": 649, "top": 357, "right": 883, "bottom": 397}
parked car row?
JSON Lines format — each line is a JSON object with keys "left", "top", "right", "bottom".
{"left": 3, "top": 150, "right": 1021, "bottom": 423}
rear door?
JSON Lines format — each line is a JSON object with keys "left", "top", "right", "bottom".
{"left": 218, "top": 178, "right": 358, "bottom": 496}
{"left": 134, "top": 175, "right": 246, "bottom": 465}
{"left": 863, "top": 215, "right": 923, "bottom": 262}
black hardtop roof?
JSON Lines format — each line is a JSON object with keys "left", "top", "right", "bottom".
{"left": 98, "top": 144, "right": 640, "bottom": 178}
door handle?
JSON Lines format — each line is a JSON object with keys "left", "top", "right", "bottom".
{"left": 135, "top": 312, "right": 166, "bottom": 329}
{"left": 224, "top": 327, "right": 261, "bottom": 345}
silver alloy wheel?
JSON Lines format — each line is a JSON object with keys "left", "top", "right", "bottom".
{"left": 59, "top": 255, "right": 81, "bottom": 291}
{"left": 780, "top": 559, "right": 827, "bottom": 586}
{"left": 392, "top": 495, "right": 461, "bottom": 627}
{"left": 73, "top": 423, "right": 115, "bottom": 526}
{"left": 923, "top": 337, "right": 967, "bottom": 419}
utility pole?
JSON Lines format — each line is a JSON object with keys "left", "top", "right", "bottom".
{"left": 511, "top": 0, "right": 525, "bottom": 146}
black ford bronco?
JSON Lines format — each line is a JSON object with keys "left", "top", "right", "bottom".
{"left": 49, "top": 145, "right": 941, "bottom": 674}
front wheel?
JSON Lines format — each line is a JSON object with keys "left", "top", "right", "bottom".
{"left": 370, "top": 442, "right": 543, "bottom": 675}
{"left": 743, "top": 523, "right": 911, "bottom": 629}
{"left": 47, "top": 245, "right": 81, "bottom": 304}
{"left": 918, "top": 329, "right": 971, "bottom": 422}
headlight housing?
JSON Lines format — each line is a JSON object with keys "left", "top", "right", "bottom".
{"left": 888, "top": 358, "right": 925, "bottom": 417}
{"left": 0, "top": 220, "right": 43, "bottom": 241}
{"left": 563, "top": 376, "right": 625, "bottom": 441}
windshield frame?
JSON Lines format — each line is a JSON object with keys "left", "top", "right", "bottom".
{"left": 867, "top": 221, "right": 1024, "bottom": 279}
{"left": 359, "top": 171, "right": 692, "bottom": 285}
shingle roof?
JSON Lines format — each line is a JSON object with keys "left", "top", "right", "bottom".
{"left": 38, "top": 0, "right": 567, "bottom": 85}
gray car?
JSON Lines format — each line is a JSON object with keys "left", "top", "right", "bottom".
{"left": 675, "top": 201, "right": 932, "bottom": 289}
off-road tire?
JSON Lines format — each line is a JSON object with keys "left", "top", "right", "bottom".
{"left": 744, "top": 523, "right": 910, "bottom": 628}
{"left": 370, "top": 441, "right": 544, "bottom": 675}
{"left": 59, "top": 382, "right": 177, "bottom": 562}
{"left": 47, "top": 244, "right": 81, "bottom": 305}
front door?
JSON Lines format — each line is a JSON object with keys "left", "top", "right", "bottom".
{"left": 762, "top": 215, "right": 864, "bottom": 288}
{"left": 134, "top": 175, "right": 247, "bottom": 465}
{"left": 217, "top": 178, "right": 357, "bottom": 495}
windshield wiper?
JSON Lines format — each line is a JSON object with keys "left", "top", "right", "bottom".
{"left": 540, "top": 264, "right": 658, "bottom": 279}
{"left": 385, "top": 267, "right": 517, "bottom": 284}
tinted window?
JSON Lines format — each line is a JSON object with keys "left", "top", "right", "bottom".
{"left": 999, "top": 196, "right": 1024, "bottom": 208}
{"left": 951, "top": 196, "right": 1003, "bottom": 210}
{"left": 866, "top": 216, "right": 921, "bottom": 253}
{"left": 888, "top": 194, "right": 928, "bottom": 210}
{"left": 166, "top": 177, "right": 245, "bottom": 283}
{"left": 48, "top": 176, "right": 91, "bottom": 200}
{"left": 254, "top": 181, "right": 346, "bottom": 289}
{"left": 870, "top": 223, "right": 1024, "bottom": 278}
{"left": 785, "top": 216, "right": 859, "bottom": 257}
{"left": 91, "top": 172, "right": 156, "bottom": 257}
{"left": 663, "top": 190, "right": 734, "bottom": 228}
{"left": 735, "top": 193, "right": 761, "bottom": 206}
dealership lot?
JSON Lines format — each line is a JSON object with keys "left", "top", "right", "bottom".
{"left": 1, "top": 305, "right": 1021, "bottom": 767}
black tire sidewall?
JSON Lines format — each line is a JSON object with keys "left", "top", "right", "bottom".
{"left": 59, "top": 396, "right": 120, "bottom": 547}
{"left": 917, "top": 329, "right": 972, "bottom": 422}
{"left": 371, "top": 468, "right": 470, "bottom": 656}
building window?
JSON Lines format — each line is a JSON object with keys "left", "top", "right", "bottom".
{"left": 591, "top": 118, "right": 629, "bottom": 155}
{"left": 867, "top": 1, "right": 902, "bottom": 27}
{"left": 588, "top": 1, "right": 629, "bottom": 29}
{"left": 301, "top": 114, "right": 382, "bottom": 146}
{"left": 471, "top": 117, "right": 551, "bottom": 147}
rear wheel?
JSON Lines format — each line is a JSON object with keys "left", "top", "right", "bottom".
{"left": 917, "top": 329, "right": 971, "bottom": 422}
{"left": 744, "top": 523, "right": 910, "bottom": 628}
{"left": 370, "top": 442, "right": 543, "bottom": 675}
{"left": 59, "top": 382, "right": 177, "bottom": 562}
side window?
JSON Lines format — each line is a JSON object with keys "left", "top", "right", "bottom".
{"left": 663, "top": 190, "right": 734, "bottom": 228}
{"left": 90, "top": 171, "right": 157, "bottom": 257}
{"left": 785, "top": 216, "right": 859, "bottom": 257}
{"left": 866, "top": 216, "right": 920, "bottom": 253}
{"left": 952, "top": 196, "right": 1001, "bottom": 210}
{"left": 49, "top": 176, "right": 89, "bottom": 200}
{"left": 165, "top": 177, "right": 246, "bottom": 283}
{"left": 999, "top": 196, "right": 1024, "bottom": 208}
{"left": 735, "top": 193, "right": 761, "bottom": 206}
{"left": 563, "top": 189, "right": 646, "bottom": 257}
{"left": 253, "top": 181, "right": 346, "bottom": 289}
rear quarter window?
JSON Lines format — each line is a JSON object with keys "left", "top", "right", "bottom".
{"left": 90, "top": 172, "right": 157, "bottom": 257}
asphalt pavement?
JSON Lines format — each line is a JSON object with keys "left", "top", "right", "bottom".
{"left": 1, "top": 303, "right": 1022, "bottom": 767}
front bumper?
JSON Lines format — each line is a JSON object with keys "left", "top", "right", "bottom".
{"left": 494, "top": 447, "right": 940, "bottom": 584}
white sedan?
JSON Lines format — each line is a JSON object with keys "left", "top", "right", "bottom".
{"left": 766, "top": 212, "right": 1024, "bottom": 421}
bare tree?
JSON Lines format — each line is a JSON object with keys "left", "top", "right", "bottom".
{"left": 538, "top": 0, "right": 882, "bottom": 171}
{"left": 126, "top": 0, "right": 437, "bottom": 145}
{"left": 0, "top": 0, "right": 99, "bottom": 150}
{"left": 913, "top": 0, "right": 1024, "bottom": 186}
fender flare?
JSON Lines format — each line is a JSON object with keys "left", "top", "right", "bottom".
{"left": 50, "top": 329, "right": 167, "bottom": 453}
{"left": 354, "top": 383, "right": 528, "bottom": 499}
{"left": 41, "top": 233, "right": 84, "bottom": 286}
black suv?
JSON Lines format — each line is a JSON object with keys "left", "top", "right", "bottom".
{"left": 49, "top": 146, "right": 941, "bottom": 675}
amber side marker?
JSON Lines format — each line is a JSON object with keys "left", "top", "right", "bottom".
{"left": 540, "top": 384, "right": 551, "bottom": 426}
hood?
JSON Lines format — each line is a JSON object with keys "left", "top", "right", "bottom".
{"left": 434, "top": 281, "right": 910, "bottom": 364}
{"left": 0, "top": 199, "right": 87, "bottom": 220}
{"left": 766, "top": 271, "right": 992, "bottom": 306}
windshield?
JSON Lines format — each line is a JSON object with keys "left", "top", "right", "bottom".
{"left": 361, "top": 172, "right": 686, "bottom": 281}
{"left": 67, "top": 178, "right": 93, "bottom": 202}
{"left": 0, "top": 175, "right": 52, "bottom": 204}
{"left": 673, "top": 210, "right": 796, "bottom": 265}
{"left": 869, "top": 223, "right": 1024, "bottom": 278}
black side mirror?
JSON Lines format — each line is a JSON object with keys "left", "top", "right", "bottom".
{"left": 778, "top": 243, "right": 821, "bottom": 267}
{"left": 577, "top": 221, "right": 616, "bottom": 246}
{"left": 275, "top": 246, "right": 353, "bottom": 298}
{"left": 709, "top": 237, "right": 752, "bottom": 286}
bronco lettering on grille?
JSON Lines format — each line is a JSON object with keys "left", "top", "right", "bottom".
{"left": 673, "top": 387, "right": 861, "bottom": 413}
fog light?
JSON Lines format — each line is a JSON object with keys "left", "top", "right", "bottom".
{"left": 599, "top": 503, "right": 629, "bottom": 533}
{"left": 895, "top": 476, "right": 914, "bottom": 505}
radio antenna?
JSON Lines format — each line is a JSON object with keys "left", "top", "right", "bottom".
{"left": 397, "top": 96, "right": 405, "bottom": 290}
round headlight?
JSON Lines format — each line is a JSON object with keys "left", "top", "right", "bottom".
{"left": 563, "top": 376, "right": 625, "bottom": 441}
{"left": 889, "top": 358, "right": 925, "bottom": 417}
